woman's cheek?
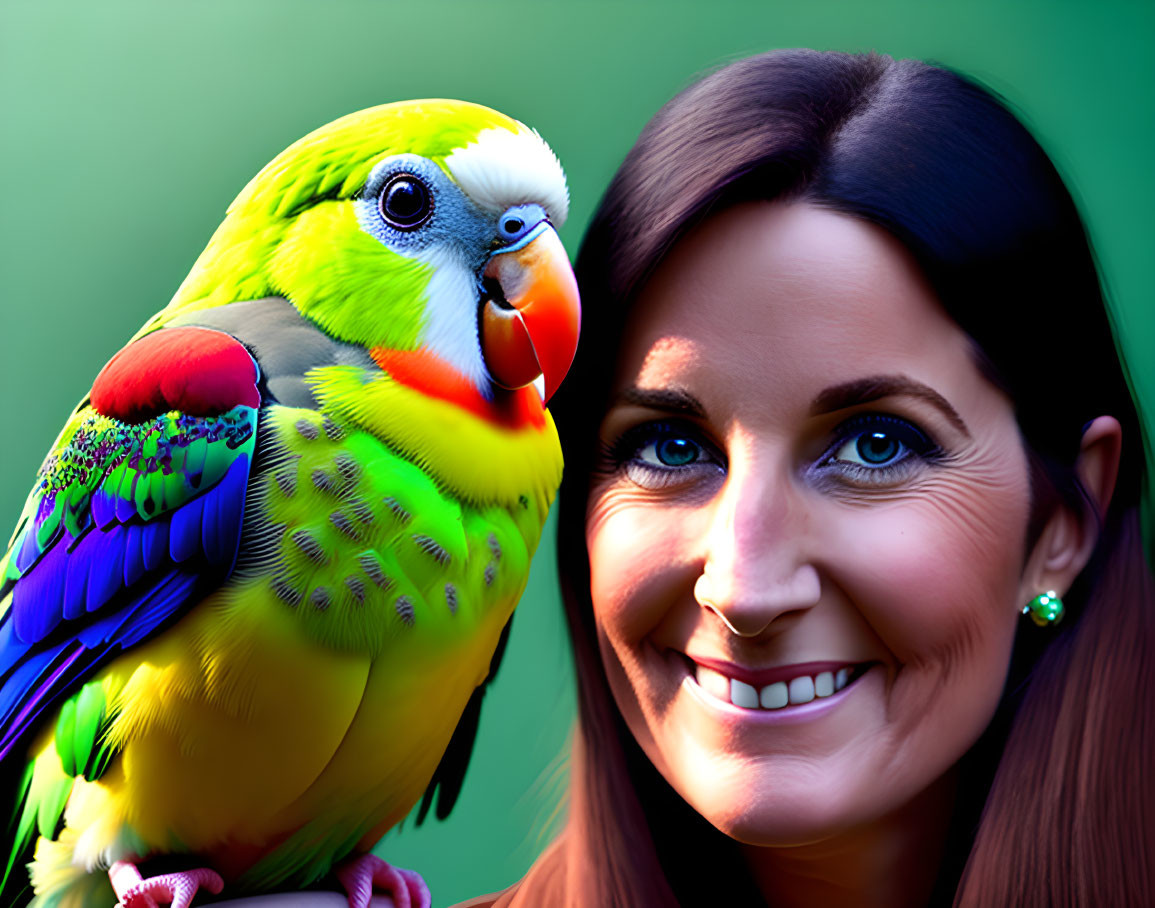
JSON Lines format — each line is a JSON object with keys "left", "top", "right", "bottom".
{"left": 826, "top": 470, "right": 1027, "bottom": 680}
{"left": 587, "top": 489, "right": 703, "bottom": 643}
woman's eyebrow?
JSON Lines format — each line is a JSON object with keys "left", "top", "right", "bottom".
{"left": 809, "top": 375, "right": 971, "bottom": 437}
{"left": 615, "top": 386, "right": 706, "bottom": 417}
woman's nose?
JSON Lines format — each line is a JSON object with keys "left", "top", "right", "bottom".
{"left": 694, "top": 460, "right": 820, "bottom": 637}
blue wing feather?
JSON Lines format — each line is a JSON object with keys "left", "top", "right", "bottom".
{"left": 10, "top": 541, "right": 67, "bottom": 644}
{"left": 12, "top": 530, "right": 38, "bottom": 576}
{"left": 124, "top": 524, "right": 146, "bottom": 588}
{"left": 91, "top": 489, "right": 118, "bottom": 531}
{"left": 61, "top": 541, "right": 90, "bottom": 622}
{"left": 116, "top": 572, "right": 202, "bottom": 650}
{"left": 0, "top": 449, "right": 254, "bottom": 764}
{"left": 0, "top": 450, "right": 254, "bottom": 757}
{"left": 141, "top": 517, "right": 169, "bottom": 573}
{"left": 0, "top": 326, "right": 261, "bottom": 770}
{"left": 86, "top": 525, "right": 127, "bottom": 614}
{"left": 169, "top": 495, "right": 206, "bottom": 565}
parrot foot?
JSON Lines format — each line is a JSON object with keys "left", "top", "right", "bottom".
{"left": 336, "top": 854, "right": 431, "bottom": 908}
{"left": 110, "top": 860, "right": 224, "bottom": 908}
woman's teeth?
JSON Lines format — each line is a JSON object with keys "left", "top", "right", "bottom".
{"left": 695, "top": 664, "right": 853, "bottom": 710}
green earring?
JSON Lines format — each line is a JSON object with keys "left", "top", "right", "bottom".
{"left": 1023, "top": 590, "right": 1064, "bottom": 627}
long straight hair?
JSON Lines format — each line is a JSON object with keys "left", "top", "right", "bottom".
{"left": 523, "top": 50, "right": 1154, "bottom": 907}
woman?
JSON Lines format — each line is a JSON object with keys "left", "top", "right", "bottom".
{"left": 461, "top": 50, "right": 1154, "bottom": 906}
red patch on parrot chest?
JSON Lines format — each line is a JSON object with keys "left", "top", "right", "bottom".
{"left": 91, "top": 327, "right": 261, "bottom": 423}
{"left": 370, "top": 348, "right": 545, "bottom": 430}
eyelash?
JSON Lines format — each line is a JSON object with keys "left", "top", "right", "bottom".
{"left": 608, "top": 420, "right": 723, "bottom": 490}
{"left": 608, "top": 413, "right": 942, "bottom": 490}
{"left": 813, "top": 413, "right": 943, "bottom": 484}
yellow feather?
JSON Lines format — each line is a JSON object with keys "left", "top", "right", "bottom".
{"left": 309, "top": 365, "right": 562, "bottom": 510}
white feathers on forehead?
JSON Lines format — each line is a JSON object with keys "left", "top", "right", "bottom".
{"left": 445, "top": 127, "right": 569, "bottom": 227}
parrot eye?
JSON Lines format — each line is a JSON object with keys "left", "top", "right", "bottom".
{"left": 379, "top": 174, "right": 433, "bottom": 229}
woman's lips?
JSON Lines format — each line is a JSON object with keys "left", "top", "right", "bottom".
{"left": 683, "top": 655, "right": 874, "bottom": 711}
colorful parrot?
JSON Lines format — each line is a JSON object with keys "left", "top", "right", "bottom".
{"left": 0, "top": 99, "right": 579, "bottom": 908}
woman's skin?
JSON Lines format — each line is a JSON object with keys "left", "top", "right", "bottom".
{"left": 585, "top": 202, "right": 1119, "bottom": 907}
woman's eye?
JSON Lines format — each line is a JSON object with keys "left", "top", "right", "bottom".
{"left": 820, "top": 415, "right": 939, "bottom": 481}
{"left": 611, "top": 422, "right": 722, "bottom": 490}
{"left": 833, "top": 430, "right": 903, "bottom": 467}
{"left": 643, "top": 435, "right": 703, "bottom": 467}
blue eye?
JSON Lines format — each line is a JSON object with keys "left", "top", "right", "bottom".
{"left": 650, "top": 436, "right": 701, "bottom": 467}
{"left": 822, "top": 414, "right": 939, "bottom": 480}
{"left": 613, "top": 422, "right": 722, "bottom": 490}
{"left": 835, "top": 430, "right": 902, "bottom": 467}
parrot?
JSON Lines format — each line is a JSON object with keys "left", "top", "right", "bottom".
{"left": 0, "top": 99, "right": 580, "bottom": 908}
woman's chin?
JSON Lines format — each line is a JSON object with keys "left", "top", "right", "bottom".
{"left": 705, "top": 799, "right": 857, "bottom": 848}
{"left": 673, "top": 751, "right": 959, "bottom": 854}
{"left": 665, "top": 755, "right": 866, "bottom": 848}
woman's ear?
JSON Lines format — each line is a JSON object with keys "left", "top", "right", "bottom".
{"left": 1019, "top": 415, "right": 1123, "bottom": 602}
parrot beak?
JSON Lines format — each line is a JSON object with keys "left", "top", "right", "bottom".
{"left": 480, "top": 225, "right": 580, "bottom": 403}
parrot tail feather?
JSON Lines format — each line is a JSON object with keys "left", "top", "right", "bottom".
{"left": 25, "top": 827, "right": 116, "bottom": 908}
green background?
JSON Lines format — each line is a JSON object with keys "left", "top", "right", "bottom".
{"left": 1, "top": 1, "right": 1151, "bottom": 904}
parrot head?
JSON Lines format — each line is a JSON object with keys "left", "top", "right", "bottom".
{"left": 170, "top": 100, "right": 580, "bottom": 402}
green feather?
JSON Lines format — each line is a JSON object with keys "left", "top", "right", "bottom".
{"left": 1, "top": 762, "right": 35, "bottom": 896}
{"left": 179, "top": 435, "right": 209, "bottom": 487}
{"left": 54, "top": 682, "right": 111, "bottom": 783}
{"left": 52, "top": 700, "right": 76, "bottom": 777}
{"left": 74, "top": 684, "right": 104, "bottom": 781}
{"left": 3, "top": 754, "right": 69, "bottom": 896}
{"left": 267, "top": 204, "right": 431, "bottom": 351}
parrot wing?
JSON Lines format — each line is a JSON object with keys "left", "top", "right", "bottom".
{"left": 0, "top": 325, "right": 260, "bottom": 769}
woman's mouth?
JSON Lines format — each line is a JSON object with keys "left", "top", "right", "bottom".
{"left": 683, "top": 656, "right": 874, "bottom": 712}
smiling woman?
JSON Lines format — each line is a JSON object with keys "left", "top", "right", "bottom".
{"left": 588, "top": 202, "right": 1041, "bottom": 868}
{"left": 456, "top": 49, "right": 1154, "bottom": 908}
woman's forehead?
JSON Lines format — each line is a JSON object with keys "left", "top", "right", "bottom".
{"left": 617, "top": 202, "right": 977, "bottom": 400}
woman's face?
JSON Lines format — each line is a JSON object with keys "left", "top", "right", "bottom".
{"left": 586, "top": 202, "right": 1035, "bottom": 845}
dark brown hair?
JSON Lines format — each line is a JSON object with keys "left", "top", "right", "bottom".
{"left": 518, "top": 49, "right": 1153, "bottom": 907}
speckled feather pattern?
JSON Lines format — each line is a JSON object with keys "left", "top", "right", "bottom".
{"left": 6, "top": 407, "right": 255, "bottom": 579}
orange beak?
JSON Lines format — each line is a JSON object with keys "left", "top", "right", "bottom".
{"left": 480, "top": 225, "right": 580, "bottom": 402}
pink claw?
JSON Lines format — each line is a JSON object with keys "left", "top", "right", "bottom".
{"left": 336, "top": 854, "right": 431, "bottom": 908}
{"left": 110, "top": 861, "right": 224, "bottom": 908}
